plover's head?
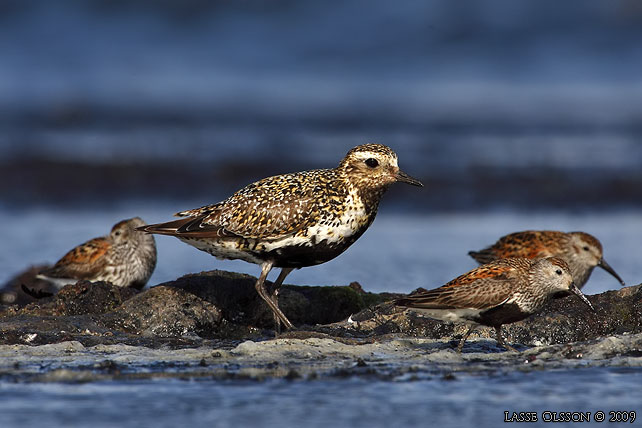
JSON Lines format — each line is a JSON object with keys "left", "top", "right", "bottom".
{"left": 338, "top": 143, "right": 423, "bottom": 189}
{"left": 531, "top": 257, "right": 594, "bottom": 311}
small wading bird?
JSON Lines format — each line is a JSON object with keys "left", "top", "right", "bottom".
{"left": 37, "top": 217, "right": 157, "bottom": 289}
{"left": 468, "top": 230, "right": 624, "bottom": 291}
{"left": 395, "top": 257, "right": 595, "bottom": 352}
{"left": 139, "top": 144, "right": 423, "bottom": 330}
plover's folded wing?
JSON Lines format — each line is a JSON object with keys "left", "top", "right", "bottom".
{"left": 172, "top": 170, "right": 332, "bottom": 240}
{"left": 137, "top": 216, "right": 240, "bottom": 239}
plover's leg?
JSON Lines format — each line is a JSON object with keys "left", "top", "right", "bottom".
{"left": 255, "top": 262, "right": 294, "bottom": 330}
{"left": 457, "top": 325, "right": 476, "bottom": 353}
{"left": 269, "top": 267, "right": 294, "bottom": 334}
{"left": 495, "top": 326, "right": 518, "bottom": 352}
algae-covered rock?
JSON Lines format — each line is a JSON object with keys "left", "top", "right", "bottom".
{"left": 0, "top": 270, "right": 388, "bottom": 344}
{"left": 0, "top": 269, "right": 640, "bottom": 349}
{"left": 162, "top": 270, "right": 389, "bottom": 328}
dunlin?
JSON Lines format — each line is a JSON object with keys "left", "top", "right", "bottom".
{"left": 468, "top": 230, "right": 624, "bottom": 290}
{"left": 139, "top": 143, "right": 423, "bottom": 330}
{"left": 395, "top": 257, "right": 595, "bottom": 352}
{"left": 38, "top": 217, "right": 157, "bottom": 289}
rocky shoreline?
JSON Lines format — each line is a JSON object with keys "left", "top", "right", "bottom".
{"left": 1, "top": 268, "right": 640, "bottom": 381}
{"left": 1, "top": 333, "right": 641, "bottom": 384}
{"left": 2, "top": 268, "right": 641, "bottom": 345}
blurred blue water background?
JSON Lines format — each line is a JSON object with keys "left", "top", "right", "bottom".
{"left": 2, "top": 0, "right": 642, "bottom": 203}
{"left": 2, "top": 0, "right": 641, "bottom": 288}
{"left": 1, "top": 2, "right": 642, "bottom": 426}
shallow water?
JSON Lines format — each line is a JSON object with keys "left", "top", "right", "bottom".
{"left": 0, "top": 368, "right": 640, "bottom": 428}
{"left": 0, "top": 335, "right": 641, "bottom": 428}
{"left": 2, "top": 206, "right": 639, "bottom": 427}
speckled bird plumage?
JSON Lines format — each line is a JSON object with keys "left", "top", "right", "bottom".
{"left": 170, "top": 167, "right": 375, "bottom": 267}
{"left": 468, "top": 230, "right": 624, "bottom": 290}
{"left": 395, "top": 257, "right": 595, "bottom": 352}
{"left": 140, "top": 143, "right": 423, "bottom": 330}
{"left": 38, "top": 217, "right": 157, "bottom": 290}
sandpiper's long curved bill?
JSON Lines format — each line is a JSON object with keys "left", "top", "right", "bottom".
{"left": 396, "top": 170, "right": 424, "bottom": 187}
{"left": 598, "top": 259, "right": 625, "bottom": 286}
{"left": 569, "top": 283, "right": 596, "bottom": 312}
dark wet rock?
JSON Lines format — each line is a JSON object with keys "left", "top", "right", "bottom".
{"left": 100, "top": 285, "right": 222, "bottom": 337}
{"left": 503, "top": 284, "right": 642, "bottom": 346}
{"left": 0, "top": 270, "right": 386, "bottom": 344}
{"left": 0, "top": 269, "right": 640, "bottom": 349}
{"left": 1, "top": 281, "right": 137, "bottom": 318}
{"left": 164, "top": 270, "right": 390, "bottom": 328}
{"left": 0, "top": 281, "right": 217, "bottom": 345}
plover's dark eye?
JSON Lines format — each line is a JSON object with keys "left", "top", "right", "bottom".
{"left": 364, "top": 158, "right": 379, "bottom": 168}
{"left": 114, "top": 231, "right": 121, "bottom": 236}
{"left": 583, "top": 246, "right": 590, "bottom": 251}
{"left": 555, "top": 269, "right": 562, "bottom": 275}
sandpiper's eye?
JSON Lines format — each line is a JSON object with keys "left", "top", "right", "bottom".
{"left": 364, "top": 158, "right": 379, "bottom": 168}
{"left": 555, "top": 269, "right": 562, "bottom": 275}
{"left": 114, "top": 231, "right": 121, "bottom": 236}
{"left": 583, "top": 246, "right": 590, "bottom": 251}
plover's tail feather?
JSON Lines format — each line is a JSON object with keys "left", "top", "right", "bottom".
{"left": 137, "top": 217, "right": 241, "bottom": 239}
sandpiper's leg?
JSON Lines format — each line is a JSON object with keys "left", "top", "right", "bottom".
{"left": 269, "top": 268, "right": 294, "bottom": 334}
{"left": 457, "top": 325, "right": 476, "bottom": 353}
{"left": 255, "top": 262, "right": 294, "bottom": 330}
{"left": 495, "top": 326, "right": 518, "bottom": 352}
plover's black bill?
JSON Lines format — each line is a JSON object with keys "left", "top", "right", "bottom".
{"left": 598, "top": 258, "right": 625, "bottom": 286}
{"left": 396, "top": 170, "right": 423, "bottom": 187}
{"left": 569, "top": 283, "right": 596, "bottom": 312}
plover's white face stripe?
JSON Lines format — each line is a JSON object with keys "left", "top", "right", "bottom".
{"left": 352, "top": 150, "right": 398, "bottom": 167}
